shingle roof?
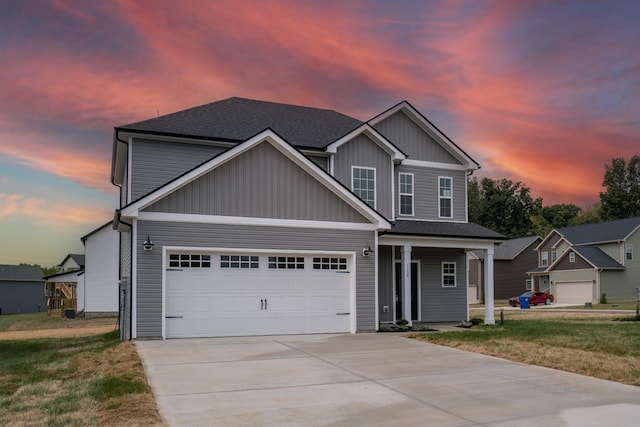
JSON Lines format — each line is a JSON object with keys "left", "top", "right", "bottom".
{"left": 493, "top": 236, "right": 541, "bottom": 260}
{"left": 58, "top": 254, "right": 84, "bottom": 268}
{"left": 0, "top": 265, "right": 44, "bottom": 282}
{"left": 382, "top": 220, "right": 505, "bottom": 240}
{"left": 118, "top": 97, "right": 364, "bottom": 149}
{"left": 571, "top": 247, "right": 624, "bottom": 269}
{"left": 557, "top": 217, "right": 640, "bottom": 245}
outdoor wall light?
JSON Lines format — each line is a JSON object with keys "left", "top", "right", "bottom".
{"left": 362, "top": 244, "right": 374, "bottom": 257}
{"left": 143, "top": 235, "right": 154, "bottom": 251}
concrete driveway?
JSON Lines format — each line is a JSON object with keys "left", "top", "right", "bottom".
{"left": 137, "top": 333, "right": 640, "bottom": 426}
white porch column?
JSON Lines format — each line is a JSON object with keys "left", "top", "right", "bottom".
{"left": 402, "top": 245, "right": 412, "bottom": 326}
{"left": 484, "top": 246, "right": 495, "bottom": 325}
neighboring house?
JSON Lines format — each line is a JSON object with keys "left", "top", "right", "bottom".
{"left": 469, "top": 236, "right": 542, "bottom": 301}
{"left": 111, "top": 97, "right": 504, "bottom": 340}
{"left": 528, "top": 217, "right": 640, "bottom": 304}
{"left": 45, "top": 254, "right": 84, "bottom": 317}
{"left": 0, "top": 265, "right": 45, "bottom": 315}
{"left": 81, "top": 221, "right": 119, "bottom": 316}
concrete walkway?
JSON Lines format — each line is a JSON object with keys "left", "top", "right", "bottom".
{"left": 137, "top": 333, "right": 640, "bottom": 426}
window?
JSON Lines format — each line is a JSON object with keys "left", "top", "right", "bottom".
{"left": 398, "top": 173, "right": 414, "bottom": 216}
{"left": 541, "top": 251, "right": 549, "bottom": 266}
{"left": 352, "top": 167, "right": 376, "bottom": 209}
{"left": 313, "top": 257, "right": 347, "bottom": 270}
{"left": 442, "top": 262, "right": 456, "bottom": 287}
{"left": 569, "top": 252, "right": 575, "bottom": 263}
{"left": 268, "top": 256, "right": 304, "bottom": 269}
{"left": 626, "top": 244, "right": 633, "bottom": 260}
{"left": 221, "top": 255, "right": 259, "bottom": 269}
{"left": 525, "top": 279, "right": 532, "bottom": 291}
{"left": 169, "top": 254, "right": 211, "bottom": 268}
{"left": 551, "top": 250, "right": 557, "bottom": 263}
{"left": 439, "top": 177, "right": 452, "bottom": 218}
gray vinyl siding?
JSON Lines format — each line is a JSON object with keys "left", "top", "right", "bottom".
{"left": 0, "top": 282, "right": 46, "bottom": 315}
{"left": 377, "top": 245, "right": 394, "bottom": 323}
{"left": 131, "top": 139, "right": 228, "bottom": 200}
{"left": 494, "top": 242, "right": 539, "bottom": 299}
{"left": 600, "top": 270, "right": 637, "bottom": 299}
{"left": 552, "top": 251, "right": 591, "bottom": 270}
{"left": 395, "top": 165, "right": 466, "bottom": 221}
{"left": 596, "top": 242, "right": 622, "bottom": 262}
{"left": 307, "top": 154, "right": 329, "bottom": 172}
{"left": 145, "top": 141, "right": 368, "bottom": 223}
{"left": 373, "top": 110, "right": 461, "bottom": 164}
{"left": 135, "top": 220, "right": 376, "bottom": 338}
{"left": 413, "top": 247, "right": 468, "bottom": 322}
{"left": 333, "top": 134, "right": 392, "bottom": 219}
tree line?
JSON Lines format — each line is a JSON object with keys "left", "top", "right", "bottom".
{"left": 469, "top": 155, "right": 640, "bottom": 238}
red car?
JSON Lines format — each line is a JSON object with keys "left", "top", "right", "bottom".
{"left": 508, "top": 291, "right": 554, "bottom": 307}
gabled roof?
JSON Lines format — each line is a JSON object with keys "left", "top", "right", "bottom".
{"left": 58, "top": 254, "right": 85, "bottom": 269}
{"left": 80, "top": 220, "right": 113, "bottom": 244}
{"left": 555, "top": 217, "right": 640, "bottom": 245}
{"left": 549, "top": 247, "right": 624, "bottom": 271}
{"left": 117, "top": 97, "right": 363, "bottom": 150}
{"left": 0, "top": 265, "right": 44, "bottom": 282}
{"left": 367, "top": 100, "right": 480, "bottom": 170}
{"left": 382, "top": 220, "right": 505, "bottom": 241}
{"left": 325, "top": 124, "right": 406, "bottom": 161}
{"left": 477, "top": 236, "right": 541, "bottom": 260}
{"left": 119, "top": 129, "right": 391, "bottom": 230}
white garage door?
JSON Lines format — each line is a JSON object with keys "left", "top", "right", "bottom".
{"left": 555, "top": 281, "right": 593, "bottom": 304}
{"left": 165, "top": 252, "right": 353, "bottom": 338}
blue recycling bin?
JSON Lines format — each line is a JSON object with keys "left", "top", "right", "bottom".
{"left": 519, "top": 296, "right": 530, "bottom": 309}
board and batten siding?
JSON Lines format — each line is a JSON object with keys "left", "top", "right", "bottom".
{"left": 135, "top": 220, "right": 377, "bottom": 338}
{"left": 144, "top": 141, "right": 368, "bottom": 223}
{"left": 333, "top": 134, "right": 393, "bottom": 219}
{"left": 373, "top": 110, "right": 461, "bottom": 164}
{"left": 395, "top": 165, "right": 467, "bottom": 221}
{"left": 130, "top": 139, "right": 228, "bottom": 200}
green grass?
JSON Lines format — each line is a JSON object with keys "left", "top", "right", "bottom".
{"left": 558, "top": 300, "right": 639, "bottom": 310}
{"left": 409, "top": 318, "right": 640, "bottom": 385}
{"left": 0, "top": 312, "right": 64, "bottom": 332}
{"left": 0, "top": 333, "right": 156, "bottom": 426}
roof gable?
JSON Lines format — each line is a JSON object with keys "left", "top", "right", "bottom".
{"left": 120, "top": 129, "right": 391, "bottom": 229}
{"left": 549, "top": 247, "right": 624, "bottom": 270}
{"left": 325, "top": 124, "right": 406, "bottom": 161}
{"left": 494, "top": 236, "right": 541, "bottom": 260}
{"left": 368, "top": 101, "right": 479, "bottom": 169}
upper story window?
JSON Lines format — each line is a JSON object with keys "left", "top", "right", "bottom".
{"left": 541, "top": 251, "right": 549, "bottom": 266}
{"left": 352, "top": 166, "right": 376, "bottom": 209}
{"left": 551, "top": 250, "right": 557, "bottom": 263}
{"left": 626, "top": 244, "right": 633, "bottom": 260}
{"left": 438, "top": 177, "right": 452, "bottom": 218}
{"left": 569, "top": 252, "right": 575, "bottom": 263}
{"left": 399, "top": 173, "right": 414, "bottom": 216}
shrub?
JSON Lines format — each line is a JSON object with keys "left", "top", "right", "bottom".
{"left": 600, "top": 293, "right": 608, "bottom": 304}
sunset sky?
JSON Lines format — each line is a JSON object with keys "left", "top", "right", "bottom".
{"left": 1, "top": 0, "right": 638, "bottom": 266}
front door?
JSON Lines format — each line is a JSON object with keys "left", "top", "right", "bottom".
{"left": 394, "top": 262, "right": 419, "bottom": 321}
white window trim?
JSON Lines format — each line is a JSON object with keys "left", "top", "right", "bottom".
{"left": 525, "top": 279, "right": 532, "bottom": 290}
{"left": 398, "top": 172, "right": 414, "bottom": 217}
{"left": 569, "top": 252, "right": 576, "bottom": 263}
{"left": 438, "top": 176, "right": 453, "bottom": 219}
{"left": 351, "top": 166, "right": 376, "bottom": 210}
{"left": 626, "top": 243, "right": 633, "bottom": 260}
{"left": 551, "top": 250, "right": 557, "bottom": 262}
{"left": 442, "top": 262, "right": 456, "bottom": 288}
{"left": 541, "top": 251, "right": 549, "bottom": 266}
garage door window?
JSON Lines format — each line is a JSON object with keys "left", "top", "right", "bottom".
{"left": 268, "top": 256, "right": 304, "bottom": 269}
{"left": 313, "top": 257, "right": 347, "bottom": 270}
{"left": 221, "top": 255, "right": 259, "bottom": 269}
{"left": 169, "top": 254, "right": 211, "bottom": 268}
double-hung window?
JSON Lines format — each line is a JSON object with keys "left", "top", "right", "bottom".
{"left": 352, "top": 166, "right": 376, "bottom": 209}
{"left": 399, "top": 173, "right": 414, "bottom": 216}
{"left": 541, "top": 251, "right": 549, "bottom": 266}
{"left": 439, "top": 177, "right": 452, "bottom": 218}
{"left": 626, "top": 244, "right": 633, "bottom": 260}
{"left": 442, "top": 262, "right": 456, "bottom": 287}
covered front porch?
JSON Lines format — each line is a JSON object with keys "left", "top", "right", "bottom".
{"left": 377, "top": 221, "right": 504, "bottom": 326}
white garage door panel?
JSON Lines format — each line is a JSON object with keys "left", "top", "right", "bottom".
{"left": 555, "top": 281, "right": 593, "bottom": 304}
{"left": 165, "top": 252, "right": 352, "bottom": 338}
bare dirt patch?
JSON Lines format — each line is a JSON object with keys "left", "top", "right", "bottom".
{"left": 0, "top": 324, "right": 117, "bottom": 341}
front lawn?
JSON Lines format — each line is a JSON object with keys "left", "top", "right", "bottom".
{"left": 409, "top": 316, "right": 640, "bottom": 386}
{"left": 0, "top": 316, "right": 163, "bottom": 426}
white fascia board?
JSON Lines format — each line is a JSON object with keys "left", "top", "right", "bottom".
{"left": 325, "top": 124, "right": 406, "bottom": 161}
{"left": 369, "top": 102, "right": 479, "bottom": 169}
{"left": 401, "top": 159, "right": 472, "bottom": 171}
{"left": 535, "top": 231, "right": 561, "bottom": 251}
{"left": 550, "top": 236, "right": 566, "bottom": 249}
{"left": 379, "top": 234, "right": 498, "bottom": 250}
{"left": 138, "top": 211, "right": 382, "bottom": 231}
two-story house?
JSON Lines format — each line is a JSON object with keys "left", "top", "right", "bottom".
{"left": 110, "top": 97, "right": 504, "bottom": 339}
{"left": 528, "top": 217, "right": 640, "bottom": 304}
